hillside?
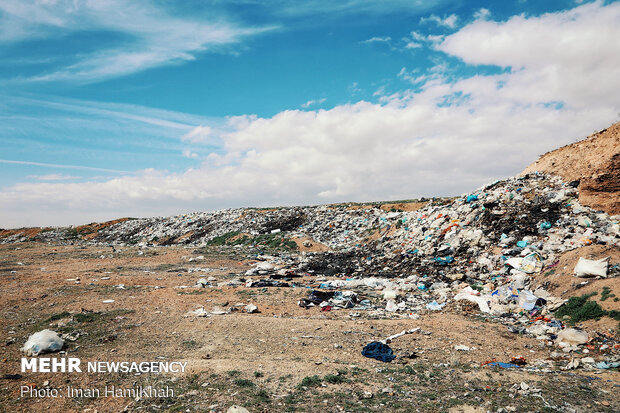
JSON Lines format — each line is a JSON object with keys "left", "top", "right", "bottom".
{"left": 523, "top": 122, "right": 620, "bottom": 215}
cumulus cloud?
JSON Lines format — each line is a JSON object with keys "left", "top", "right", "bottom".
{"left": 1, "top": 1, "right": 619, "bottom": 227}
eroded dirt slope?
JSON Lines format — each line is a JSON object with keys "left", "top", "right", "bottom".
{"left": 523, "top": 122, "right": 620, "bottom": 215}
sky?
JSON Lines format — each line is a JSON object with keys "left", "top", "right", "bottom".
{"left": 1, "top": 0, "right": 619, "bottom": 228}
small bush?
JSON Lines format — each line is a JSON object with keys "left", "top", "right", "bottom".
{"left": 601, "top": 286, "right": 616, "bottom": 301}
{"left": 46, "top": 311, "right": 71, "bottom": 322}
{"left": 254, "top": 389, "right": 270, "bottom": 402}
{"left": 253, "top": 371, "right": 264, "bottom": 378}
{"left": 324, "top": 374, "right": 346, "bottom": 384}
{"left": 73, "top": 312, "right": 99, "bottom": 323}
{"left": 297, "top": 375, "right": 321, "bottom": 389}
{"left": 555, "top": 293, "right": 609, "bottom": 323}
{"left": 207, "top": 231, "right": 240, "bottom": 246}
{"left": 233, "top": 379, "right": 255, "bottom": 388}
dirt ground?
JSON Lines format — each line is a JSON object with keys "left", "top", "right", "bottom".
{"left": 1, "top": 243, "right": 618, "bottom": 413}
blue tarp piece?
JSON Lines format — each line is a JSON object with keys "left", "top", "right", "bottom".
{"left": 362, "top": 341, "right": 395, "bottom": 362}
{"left": 487, "top": 362, "right": 520, "bottom": 369}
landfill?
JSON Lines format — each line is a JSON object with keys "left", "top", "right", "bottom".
{"left": 2, "top": 171, "right": 619, "bottom": 412}
{"left": 4, "top": 173, "right": 619, "bottom": 355}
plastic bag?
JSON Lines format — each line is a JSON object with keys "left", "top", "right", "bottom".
{"left": 518, "top": 290, "right": 537, "bottom": 311}
{"left": 574, "top": 257, "right": 609, "bottom": 277}
{"left": 519, "top": 252, "right": 543, "bottom": 273}
{"left": 556, "top": 328, "right": 589, "bottom": 346}
{"left": 21, "top": 330, "right": 64, "bottom": 356}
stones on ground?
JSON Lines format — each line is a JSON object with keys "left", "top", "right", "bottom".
{"left": 227, "top": 406, "right": 251, "bottom": 413}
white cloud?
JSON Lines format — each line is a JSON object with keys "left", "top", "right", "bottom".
{"left": 0, "top": 0, "right": 274, "bottom": 83}
{"left": 420, "top": 14, "right": 458, "bottom": 28}
{"left": 402, "top": 31, "right": 444, "bottom": 50}
{"left": 268, "top": 0, "right": 446, "bottom": 16}
{"left": 360, "top": 36, "right": 392, "bottom": 44}
{"left": 1, "top": 1, "right": 619, "bottom": 227}
{"left": 182, "top": 150, "right": 200, "bottom": 159}
{"left": 27, "top": 174, "right": 80, "bottom": 181}
{"left": 182, "top": 125, "right": 214, "bottom": 143}
{"left": 301, "top": 98, "right": 327, "bottom": 108}
{"left": 0, "top": 159, "right": 127, "bottom": 174}
{"left": 473, "top": 8, "right": 491, "bottom": 20}
{"left": 437, "top": 0, "right": 620, "bottom": 110}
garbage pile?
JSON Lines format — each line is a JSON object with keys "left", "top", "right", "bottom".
{"left": 3, "top": 173, "right": 620, "bottom": 368}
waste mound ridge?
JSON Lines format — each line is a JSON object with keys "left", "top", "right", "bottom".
{"left": 2, "top": 173, "right": 618, "bottom": 283}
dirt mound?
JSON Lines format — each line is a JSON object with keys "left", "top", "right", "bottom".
{"left": 522, "top": 122, "right": 620, "bottom": 215}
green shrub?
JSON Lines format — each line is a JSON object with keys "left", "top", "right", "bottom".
{"left": 555, "top": 293, "right": 609, "bottom": 323}
{"left": 324, "top": 374, "right": 346, "bottom": 384}
{"left": 297, "top": 375, "right": 321, "bottom": 389}
{"left": 233, "top": 379, "right": 255, "bottom": 388}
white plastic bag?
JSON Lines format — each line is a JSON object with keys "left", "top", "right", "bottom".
{"left": 454, "top": 293, "right": 491, "bottom": 313}
{"left": 574, "top": 257, "right": 609, "bottom": 277}
{"left": 518, "top": 290, "right": 538, "bottom": 311}
{"left": 21, "top": 329, "right": 64, "bottom": 356}
{"left": 556, "top": 328, "right": 589, "bottom": 346}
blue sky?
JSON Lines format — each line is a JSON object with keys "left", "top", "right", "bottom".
{"left": 1, "top": 0, "right": 619, "bottom": 227}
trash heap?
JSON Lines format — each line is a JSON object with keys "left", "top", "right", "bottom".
{"left": 5, "top": 173, "right": 620, "bottom": 366}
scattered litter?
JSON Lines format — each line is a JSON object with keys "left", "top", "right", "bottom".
{"left": 486, "top": 362, "right": 520, "bottom": 369}
{"left": 186, "top": 307, "right": 210, "bottom": 317}
{"left": 21, "top": 330, "right": 64, "bottom": 356}
{"left": 245, "top": 304, "right": 259, "bottom": 313}
{"left": 454, "top": 345, "right": 471, "bottom": 351}
{"left": 362, "top": 341, "right": 396, "bottom": 362}
{"left": 425, "top": 301, "right": 445, "bottom": 311}
{"left": 557, "top": 328, "right": 589, "bottom": 346}
{"left": 574, "top": 257, "right": 609, "bottom": 278}
{"left": 594, "top": 361, "right": 620, "bottom": 369}
{"left": 382, "top": 328, "right": 420, "bottom": 344}
{"left": 227, "top": 406, "right": 251, "bottom": 413}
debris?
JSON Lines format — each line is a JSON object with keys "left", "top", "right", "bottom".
{"left": 227, "top": 406, "right": 251, "bottom": 413}
{"left": 574, "top": 257, "right": 609, "bottom": 278}
{"left": 594, "top": 361, "right": 620, "bottom": 369}
{"left": 486, "top": 362, "right": 520, "bottom": 369}
{"left": 245, "top": 304, "right": 259, "bottom": 313}
{"left": 425, "top": 301, "right": 445, "bottom": 311}
{"left": 186, "top": 307, "right": 210, "bottom": 317}
{"left": 556, "top": 328, "right": 589, "bottom": 346}
{"left": 362, "top": 341, "right": 396, "bottom": 362}
{"left": 360, "top": 390, "right": 373, "bottom": 399}
{"left": 382, "top": 328, "right": 420, "bottom": 344}
{"left": 454, "top": 345, "right": 471, "bottom": 351}
{"left": 454, "top": 292, "right": 491, "bottom": 313}
{"left": 21, "top": 330, "right": 64, "bottom": 356}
